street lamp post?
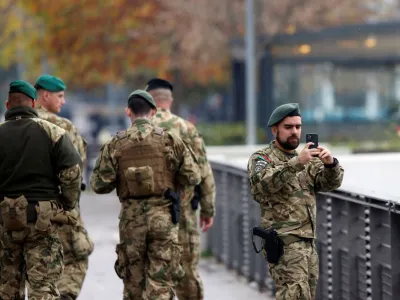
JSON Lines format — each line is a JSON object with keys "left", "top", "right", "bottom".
{"left": 245, "top": 0, "right": 257, "bottom": 145}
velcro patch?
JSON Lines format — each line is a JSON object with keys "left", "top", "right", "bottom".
{"left": 254, "top": 160, "right": 268, "bottom": 173}
{"left": 258, "top": 154, "right": 271, "bottom": 163}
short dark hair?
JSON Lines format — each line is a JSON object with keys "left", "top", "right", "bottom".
{"left": 128, "top": 96, "right": 153, "bottom": 115}
{"left": 8, "top": 92, "right": 33, "bottom": 108}
{"left": 34, "top": 84, "right": 43, "bottom": 91}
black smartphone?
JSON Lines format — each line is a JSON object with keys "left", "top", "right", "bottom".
{"left": 306, "top": 133, "right": 318, "bottom": 149}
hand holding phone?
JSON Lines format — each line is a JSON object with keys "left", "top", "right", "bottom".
{"left": 298, "top": 133, "right": 320, "bottom": 163}
{"left": 306, "top": 133, "right": 318, "bottom": 149}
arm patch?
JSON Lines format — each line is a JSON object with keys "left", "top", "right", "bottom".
{"left": 254, "top": 159, "right": 268, "bottom": 173}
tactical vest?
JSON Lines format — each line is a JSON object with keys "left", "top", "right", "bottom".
{"left": 115, "top": 127, "right": 175, "bottom": 200}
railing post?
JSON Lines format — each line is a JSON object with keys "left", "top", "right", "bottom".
{"left": 348, "top": 202, "right": 367, "bottom": 300}
{"left": 331, "top": 198, "right": 349, "bottom": 300}
{"left": 390, "top": 206, "right": 400, "bottom": 298}
{"left": 221, "top": 170, "right": 229, "bottom": 265}
{"left": 316, "top": 194, "right": 331, "bottom": 300}
{"left": 208, "top": 168, "right": 224, "bottom": 261}
{"left": 226, "top": 174, "right": 243, "bottom": 272}
{"left": 241, "top": 175, "right": 250, "bottom": 278}
{"left": 369, "top": 205, "right": 391, "bottom": 300}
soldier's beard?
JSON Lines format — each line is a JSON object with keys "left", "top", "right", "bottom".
{"left": 276, "top": 131, "right": 299, "bottom": 150}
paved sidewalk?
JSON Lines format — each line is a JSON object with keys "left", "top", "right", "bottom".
{"left": 77, "top": 193, "right": 273, "bottom": 299}
{"left": 198, "top": 258, "right": 273, "bottom": 300}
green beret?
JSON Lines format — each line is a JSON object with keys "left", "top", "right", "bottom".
{"left": 267, "top": 103, "right": 301, "bottom": 127}
{"left": 35, "top": 74, "right": 66, "bottom": 92}
{"left": 128, "top": 89, "right": 157, "bottom": 110}
{"left": 9, "top": 80, "right": 37, "bottom": 100}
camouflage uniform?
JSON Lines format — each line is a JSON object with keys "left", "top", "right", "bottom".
{"left": 247, "top": 141, "right": 344, "bottom": 300}
{"left": 35, "top": 103, "right": 94, "bottom": 300}
{"left": 152, "top": 108, "right": 216, "bottom": 300}
{"left": 0, "top": 105, "right": 82, "bottom": 300}
{"left": 90, "top": 118, "right": 201, "bottom": 300}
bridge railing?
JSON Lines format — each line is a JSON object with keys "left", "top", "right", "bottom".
{"left": 208, "top": 160, "right": 400, "bottom": 300}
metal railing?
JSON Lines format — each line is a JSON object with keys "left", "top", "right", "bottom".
{"left": 208, "top": 161, "right": 400, "bottom": 300}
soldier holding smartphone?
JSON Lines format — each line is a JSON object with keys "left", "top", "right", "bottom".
{"left": 247, "top": 103, "right": 344, "bottom": 300}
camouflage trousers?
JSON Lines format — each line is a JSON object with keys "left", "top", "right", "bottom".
{"left": 0, "top": 223, "right": 63, "bottom": 300}
{"left": 268, "top": 240, "right": 318, "bottom": 300}
{"left": 58, "top": 258, "right": 88, "bottom": 300}
{"left": 176, "top": 212, "right": 203, "bottom": 300}
{"left": 57, "top": 221, "right": 93, "bottom": 300}
{"left": 115, "top": 205, "right": 184, "bottom": 300}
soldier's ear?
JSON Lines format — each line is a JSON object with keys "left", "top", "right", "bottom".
{"left": 5, "top": 100, "right": 9, "bottom": 109}
{"left": 271, "top": 126, "right": 277, "bottom": 136}
{"left": 125, "top": 107, "right": 132, "bottom": 118}
{"left": 31, "top": 100, "right": 35, "bottom": 108}
{"left": 150, "top": 108, "right": 156, "bottom": 117}
{"left": 42, "top": 90, "right": 48, "bottom": 101}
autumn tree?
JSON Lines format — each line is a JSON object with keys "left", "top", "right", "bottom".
{"left": 16, "top": 0, "right": 400, "bottom": 92}
{"left": 21, "top": 0, "right": 162, "bottom": 89}
{"left": 0, "top": 1, "right": 45, "bottom": 81}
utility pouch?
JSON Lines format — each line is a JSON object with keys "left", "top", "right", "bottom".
{"left": 125, "top": 166, "right": 155, "bottom": 197}
{"left": 35, "top": 201, "right": 54, "bottom": 232}
{"left": 114, "top": 243, "right": 128, "bottom": 279}
{"left": 52, "top": 209, "right": 78, "bottom": 226}
{"left": 71, "top": 226, "right": 94, "bottom": 259}
{"left": 0, "top": 196, "right": 28, "bottom": 231}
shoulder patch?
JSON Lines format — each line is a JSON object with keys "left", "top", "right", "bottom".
{"left": 154, "top": 126, "right": 165, "bottom": 136}
{"left": 258, "top": 154, "right": 271, "bottom": 163}
{"left": 253, "top": 153, "right": 271, "bottom": 174}
{"left": 116, "top": 130, "right": 127, "bottom": 139}
{"left": 254, "top": 160, "right": 269, "bottom": 173}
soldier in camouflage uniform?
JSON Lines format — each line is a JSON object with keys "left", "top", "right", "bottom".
{"left": 34, "top": 74, "right": 94, "bottom": 300}
{"left": 0, "top": 80, "right": 82, "bottom": 299}
{"left": 90, "top": 90, "right": 201, "bottom": 300}
{"left": 146, "top": 78, "right": 216, "bottom": 300}
{"left": 247, "top": 103, "right": 344, "bottom": 300}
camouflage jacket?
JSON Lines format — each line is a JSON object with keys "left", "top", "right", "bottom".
{"left": 90, "top": 119, "right": 201, "bottom": 219}
{"left": 151, "top": 108, "right": 216, "bottom": 218}
{"left": 35, "top": 103, "right": 87, "bottom": 164}
{"left": 247, "top": 141, "right": 344, "bottom": 238}
{"left": 35, "top": 103, "right": 87, "bottom": 224}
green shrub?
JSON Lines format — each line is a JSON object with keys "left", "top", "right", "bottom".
{"left": 196, "top": 122, "right": 269, "bottom": 145}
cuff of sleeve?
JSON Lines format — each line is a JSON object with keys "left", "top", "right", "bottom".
{"left": 288, "top": 157, "right": 305, "bottom": 172}
{"left": 324, "top": 157, "right": 338, "bottom": 168}
{"left": 200, "top": 210, "right": 215, "bottom": 218}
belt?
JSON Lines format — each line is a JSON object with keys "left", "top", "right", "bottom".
{"left": 0, "top": 202, "right": 38, "bottom": 223}
{"left": 121, "top": 195, "right": 152, "bottom": 201}
{"left": 280, "top": 234, "right": 314, "bottom": 246}
{"left": 121, "top": 193, "right": 165, "bottom": 201}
